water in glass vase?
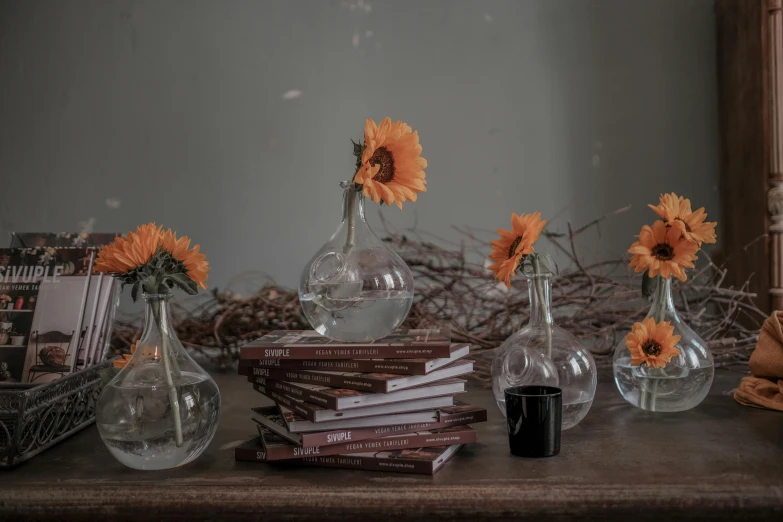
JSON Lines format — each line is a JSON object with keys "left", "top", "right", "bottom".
{"left": 299, "top": 183, "right": 415, "bottom": 342}
{"left": 97, "top": 370, "right": 220, "bottom": 470}
{"left": 491, "top": 272, "right": 597, "bottom": 430}
{"left": 612, "top": 277, "right": 714, "bottom": 412}
{"left": 613, "top": 357, "right": 713, "bottom": 412}
{"left": 300, "top": 289, "right": 413, "bottom": 342}
{"left": 96, "top": 293, "right": 221, "bottom": 470}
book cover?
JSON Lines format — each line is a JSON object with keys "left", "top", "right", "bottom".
{"left": 247, "top": 360, "right": 474, "bottom": 393}
{"left": 249, "top": 376, "right": 465, "bottom": 410}
{"left": 254, "top": 420, "right": 476, "bottom": 460}
{"left": 240, "top": 328, "right": 452, "bottom": 360}
{"left": 238, "top": 343, "right": 470, "bottom": 376}
{"left": 252, "top": 403, "right": 487, "bottom": 448}
{"left": 253, "top": 380, "right": 454, "bottom": 423}
{"left": 276, "top": 400, "right": 485, "bottom": 433}
{"left": 0, "top": 248, "right": 115, "bottom": 383}
{"left": 234, "top": 436, "right": 463, "bottom": 475}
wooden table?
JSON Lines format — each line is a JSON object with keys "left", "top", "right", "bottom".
{"left": 0, "top": 369, "right": 781, "bottom": 521}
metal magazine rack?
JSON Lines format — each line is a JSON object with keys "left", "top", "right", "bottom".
{"left": 0, "top": 361, "right": 115, "bottom": 468}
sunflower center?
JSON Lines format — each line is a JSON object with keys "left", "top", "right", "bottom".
{"left": 651, "top": 243, "right": 674, "bottom": 261}
{"left": 508, "top": 236, "right": 523, "bottom": 259}
{"left": 676, "top": 217, "right": 692, "bottom": 233}
{"left": 370, "top": 147, "right": 396, "bottom": 183}
{"left": 641, "top": 340, "right": 662, "bottom": 357}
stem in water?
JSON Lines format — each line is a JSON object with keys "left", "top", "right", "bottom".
{"left": 151, "top": 300, "right": 184, "bottom": 447}
{"left": 532, "top": 255, "right": 552, "bottom": 360}
{"left": 343, "top": 188, "right": 356, "bottom": 254}
{"left": 644, "top": 276, "right": 668, "bottom": 411}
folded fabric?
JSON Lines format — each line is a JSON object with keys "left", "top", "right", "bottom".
{"left": 734, "top": 311, "right": 783, "bottom": 411}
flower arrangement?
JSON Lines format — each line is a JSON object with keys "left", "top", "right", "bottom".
{"left": 625, "top": 193, "right": 717, "bottom": 367}
{"left": 95, "top": 223, "right": 210, "bottom": 447}
{"left": 487, "top": 212, "right": 554, "bottom": 355}
{"left": 95, "top": 223, "right": 209, "bottom": 300}
{"left": 351, "top": 117, "right": 427, "bottom": 210}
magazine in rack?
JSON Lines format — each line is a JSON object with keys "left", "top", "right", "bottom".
{"left": 0, "top": 234, "right": 119, "bottom": 384}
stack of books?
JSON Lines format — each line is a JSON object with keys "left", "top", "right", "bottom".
{"left": 234, "top": 328, "right": 486, "bottom": 475}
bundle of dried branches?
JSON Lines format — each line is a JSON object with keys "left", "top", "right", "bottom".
{"left": 111, "top": 208, "right": 765, "bottom": 380}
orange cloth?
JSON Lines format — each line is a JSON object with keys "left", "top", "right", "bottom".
{"left": 734, "top": 311, "right": 783, "bottom": 411}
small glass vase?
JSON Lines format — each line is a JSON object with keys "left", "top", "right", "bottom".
{"left": 613, "top": 277, "right": 714, "bottom": 412}
{"left": 298, "top": 181, "right": 414, "bottom": 342}
{"left": 96, "top": 293, "right": 221, "bottom": 470}
{"left": 491, "top": 273, "right": 597, "bottom": 430}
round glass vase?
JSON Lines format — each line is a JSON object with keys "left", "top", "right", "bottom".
{"left": 298, "top": 182, "right": 414, "bottom": 342}
{"left": 491, "top": 273, "right": 597, "bottom": 430}
{"left": 613, "top": 277, "right": 714, "bottom": 412}
{"left": 96, "top": 293, "right": 221, "bottom": 470}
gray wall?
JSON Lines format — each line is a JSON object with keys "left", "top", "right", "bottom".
{"left": 0, "top": 0, "right": 719, "bottom": 290}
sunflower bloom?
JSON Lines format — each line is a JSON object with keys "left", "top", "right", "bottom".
{"left": 161, "top": 228, "right": 210, "bottom": 290}
{"left": 95, "top": 223, "right": 163, "bottom": 274}
{"left": 353, "top": 117, "right": 427, "bottom": 210}
{"left": 626, "top": 317, "right": 681, "bottom": 368}
{"left": 628, "top": 220, "right": 699, "bottom": 281}
{"left": 648, "top": 192, "right": 717, "bottom": 245}
{"left": 488, "top": 212, "right": 547, "bottom": 288}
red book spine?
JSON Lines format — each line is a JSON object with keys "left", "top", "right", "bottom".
{"left": 239, "top": 344, "right": 451, "bottom": 360}
{"left": 249, "top": 367, "right": 388, "bottom": 393}
{"left": 297, "top": 454, "right": 437, "bottom": 474}
{"left": 298, "top": 420, "right": 442, "bottom": 447}
{"left": 239, "top": 358, "right": 428, "bottom": 376}
{"left": 234, "top": 447, "right": 448, "bottom": 475}
{"left": 253, "top": 383, "right": 317, "bottom": 421}
{"left": 253, "top": 377, "right": 338, "bottom": 409}
{"left": 262, "top": 428, "right": 475, "bottom": 461}
{"left": 439, "top": 408, "right": 489, "bottom": 425}
{"left": 299, "top": 411, "right": 485, "bottom": 447}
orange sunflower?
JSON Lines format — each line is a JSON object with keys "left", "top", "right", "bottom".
{"left": 628, "top": 220, "right": 699, "bottom": 281}
{"left": 353, "top": 117, "right": 427, "bottom": 210}
{"left": 95, "top": 223, "right": 163, "bottom": 274}
{"left": 160, "top": 228, "right": 210, "bottom": 290}
{"left": 625, "top": 317, "right": 681, "bottom": 368}
{"left": 648, "top": 192, "right": 717, "bottom": 245}
{"left": 488, "top": 212, "right": 547, "bottom": 288}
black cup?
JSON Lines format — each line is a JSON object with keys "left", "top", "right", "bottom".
{"left": 505, "top": 385, "right": 562, "bottom": 458}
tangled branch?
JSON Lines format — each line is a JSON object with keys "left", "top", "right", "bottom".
{"left": 111, "top": 209, "right": 765, "bottom": 383}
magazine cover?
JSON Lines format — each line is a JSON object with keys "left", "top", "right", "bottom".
{"left": 0, "top": 248, "right": 115, "bottom": 383}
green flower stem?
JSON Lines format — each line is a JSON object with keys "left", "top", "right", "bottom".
{"left": 653, "top": 276, "right": 668, "bottom": 323}
{"left": 642, "top": 276, "right": 668, "bottom": 411}
{"left": 150, "top": 299, "right": 184, "bottom": 447}
{"left": 532, "top": 255, "right": 552, "bottom": 360}
{"left": 343, "top": 187, "right": 357, "bottom": 254}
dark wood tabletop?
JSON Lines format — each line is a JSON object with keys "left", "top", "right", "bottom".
{"left": 0, "top": 368, "right": 781, "bottom": 521}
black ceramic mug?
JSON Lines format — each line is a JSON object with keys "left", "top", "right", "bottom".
{"left": 505, "top": 385, "right": 562, "bottom": 458}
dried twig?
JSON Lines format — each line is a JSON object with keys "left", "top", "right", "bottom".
{"left": 111, "top": 209, "right": 765, "bottom": 382}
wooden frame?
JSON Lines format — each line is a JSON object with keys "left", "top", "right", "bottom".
{"left": 716, "top": 0, "right": 783, "bottom": 312}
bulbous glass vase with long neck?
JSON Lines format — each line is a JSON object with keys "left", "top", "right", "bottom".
{"left": 96, "top": 293, "right": 221, "bottom": 470}
{"left": 613, "top": 277, "right": 714, "bottom": 412}
{"left": 299, "top": 181, "right": 414, "bottom": 342}
{"left": 491, "top": 273, "right": 597, "bottom": 430}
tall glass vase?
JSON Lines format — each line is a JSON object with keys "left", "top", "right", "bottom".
{"left": 298, "top": 182, "right": 414, "bottom": 342}
{"left": 491, "top": 273, "right": 597, "bottom": 430}
{"left": 613, "top": 277, "right": 714, "bottom": 412}
{"left": 96, "top": 294, "right": 221, "bottom": 470}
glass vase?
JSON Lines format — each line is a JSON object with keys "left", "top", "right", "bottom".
{"left": 613, "top": 277, "right": 714, "bottom": 412}
{"left": 298, "top": 181, "right": 414, "bottom": 342}
{"left": 96, "top": 293, "right": 221, "bottom": 470}
{"left": 491, "top": 273, "right": 597, "bottom": 430}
